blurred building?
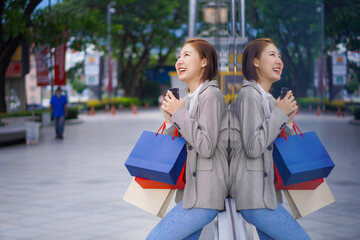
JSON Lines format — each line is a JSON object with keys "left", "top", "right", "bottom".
{"left": 5, "top": 41, "right": 30, "bottom": 112}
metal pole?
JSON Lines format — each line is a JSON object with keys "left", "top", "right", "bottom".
{"left": 231, "top": 0, "right": 236, "bottom": 38}
{"left": 107, "top": 3, "right": 112, "bottom": 100}
{"left": 320, "top": 2, "right": 324, "bottom": 108}
{"left": 189, "top": 0, "right": 197, "bottom": 37}
{"left": 49, "top": 0, "right": 54, "bottom": 96}
{"left": 241, "top": 0, "right": 245, "bottom": 37}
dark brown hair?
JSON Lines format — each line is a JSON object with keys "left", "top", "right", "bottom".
{"left": 183, "top": 38, "right": 218, "bottom": 82}
{"left": 242, "top": 38, "right": 275, "bottom": 81}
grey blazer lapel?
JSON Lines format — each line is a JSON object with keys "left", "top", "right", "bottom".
{"left": 184, "top": 95, "right": 190, "bottom": 111}
{"left": 189, "top": 98, "right": 199, "bottom": 118}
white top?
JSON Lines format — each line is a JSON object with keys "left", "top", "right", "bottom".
{"left": 257, "top": 82, "right": 272, "bottom": 118}
{"left": 188, "top": 82, "right": 204, "bottom": 115}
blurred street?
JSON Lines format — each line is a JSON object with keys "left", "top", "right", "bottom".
{"left": 0, "top": 108, "right": 359, "bottom": 240}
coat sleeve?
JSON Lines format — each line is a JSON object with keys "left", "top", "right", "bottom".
{"left": 170, "top": 90, "right": 225, "bottom": 159}
{"left": 283, "top": 123, "right": 295, "bottom": 136}
{"left": 237, "top": 91, "right": 290, "bottom": 159}
{"left": 163, "top": 124, "right": 176, "bottom": 136}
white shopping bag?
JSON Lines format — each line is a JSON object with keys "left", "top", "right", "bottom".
{"left": 284, "top": 180, "right": 335, "bottom": 219}
{"left": 123, "top": 178, "right": 175, "bottom": 218}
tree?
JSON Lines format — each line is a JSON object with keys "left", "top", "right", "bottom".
{"left": 324, "top": 0, "right": 360, "bottom": 52}
{"left": 325, "top": 0, "right": 360, "bottom": 85}
{"left": 345, "top": 74, "right": 359, "bottom": 101}
{"left": 246, "top": 0, "right": 322, "bottom": 97}
{"left": 50, "top": 0, "right": 187, "bottom": 98}
{"left": 0, "top": 0, "right": 42, "bottom": 113}
{"left": 108, "top": 0, "right": 187, "bottom": 97}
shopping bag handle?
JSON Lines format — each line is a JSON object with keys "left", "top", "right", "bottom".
{"left": 280, "top": 122, "right": 304, "bottom": 141}
{"left": 155, "top": 121, "right": 182, "bottom": 140}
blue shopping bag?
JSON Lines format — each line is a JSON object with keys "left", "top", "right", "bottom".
{"left": 273, "top": 123, "right": 335, "bottom": 186}
{"left": 125, "top": 122, "right": 187, "bottom": 185}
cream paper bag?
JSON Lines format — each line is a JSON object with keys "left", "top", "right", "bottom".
{"left": 284, "top": 180, "right": 335, "bottom": 219}
{"left": 123, "top": 178, "right": 175, "bottom": 218}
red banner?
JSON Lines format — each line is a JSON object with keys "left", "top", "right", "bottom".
{"left": 35, "top": 47, "right": 50, "bottom": 86}
{"left": 54, "top": 43, "right": 66, "bottom": 85}
{"left": 5, "top": 62, "right": 22, "bottom": 78}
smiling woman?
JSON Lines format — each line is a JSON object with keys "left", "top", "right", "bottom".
{"left": 230, "top": 38, "right": 310, "bottom": 240}
{"left": 146, "top": 39, "right": 228, "bottom": 240}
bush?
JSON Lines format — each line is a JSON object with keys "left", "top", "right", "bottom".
{"left": 354, "top": 107, "right": 360, "bottom": 120}
{"left": 141, "top": 81, "right": 160, "bottom": 106}
{"left": 0, "top": 109, "right": 44, "bottom": 118}
{"left": 297, "top": 98, "right": 345, "bottom": 111}
{"left": 66, "top": 107, "right": 79, "bottom": 120}
{"left": 86, "top": 97, "right": 141, "bottom": 110}
{"left": 0, "top": 107, "right": 79, "bottom": 120}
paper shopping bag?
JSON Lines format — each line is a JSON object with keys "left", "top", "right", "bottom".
{"left": 283, "top": 180, "right": 335, "bottom": 219}
{"left": 123, "top": 178, "right": 175, "bottom": 218}
{"left": 273, "top": 123, "right": 335, "bottom": 185}
{"left": 135, "top": 163, "right": 186, "bottom": 189}
{"left": 274, "top": 163, "right": 324, "bottom": 190}
{"left": 125, "top": 122, "right": 187, "bottom": 185}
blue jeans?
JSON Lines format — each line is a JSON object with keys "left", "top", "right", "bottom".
{"left": 146, "top": 201, "right": 219, "bottom": 240}
{"left": 239, "top": 203, "right": 311, "bottom": 240}
{"left": 54, "top": 116, "right": 65, "bottom": 137}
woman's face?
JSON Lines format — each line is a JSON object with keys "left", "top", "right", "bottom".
{"left": 254, "top": 43, "right": 283, "bottom": 83}
{"left": 175, "top": 43, "right": 206, "bottom": 83}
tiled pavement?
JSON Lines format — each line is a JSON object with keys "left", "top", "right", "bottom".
{"left": 0, "top": 108, "right": 359, "bottom": 240}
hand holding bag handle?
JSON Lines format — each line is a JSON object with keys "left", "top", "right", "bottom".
{"left": 155, "top": 121, "right": 182, "bottom": 140}
{"left": 280, "top": 122, "right": 304, "bottom": 140}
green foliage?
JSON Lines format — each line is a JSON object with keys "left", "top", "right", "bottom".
{"left": 345, "top": 75, "right": 359, "bottom": 96}
{"left": 141, "top": 81, "right": 161, "bottom": 106}
{"left": 296, "top": 97, "right": 346, "bottom": 111}
{"left": 72, "top": 80, "right": 87, "bottom": 95}
{"left": 31, "top": 1, "right": 101, "bottom": 49}
{"left": 246, "top": 0, "right": 321, "bottom": 97}
{"left": 0, "top": 109, "right": 44, "bottom": 118}
{"left": 325, "top": 0, "right": 360, "bottom": 52}
{"left": 1, "top": 0, "right": 38, "bottom": 42}
{"left": 354, "top": 107, "right": 360, "bottom": 120}
{"left": 87, "top": 97, "right": 141, "bottom": 110}
{"left": 0, "top": 107, "right": 78, "bottom": 120}
{"left": 66, "top": 107, "right": 79, "bottom": 119}
{"left": 58, "top": 0, "right": 187, "bottom": 97}
{"left": 67, "top": 62, "right": 84, "bottom": 82}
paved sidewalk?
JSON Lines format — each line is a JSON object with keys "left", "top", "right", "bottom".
{"left": 0, "top": 109, "right": 359, "bottom": 240}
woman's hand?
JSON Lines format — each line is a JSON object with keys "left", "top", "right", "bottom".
{"left": 161, "top": 90, "right": 185, "bottom": 116}
{"left": 288, "top": 106, "right": 298, "bottom": 123}
{"left": 161, "top": 107, "right": 172, "bottom": 125}
{"left": 275, "top": 90, "right": 298, "bottom": 116}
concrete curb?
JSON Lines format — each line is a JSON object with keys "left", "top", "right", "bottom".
{"left": 349, "top": 119, "right": 360, "bottom": 126}
{"left": 0, "top": 117, "right": 83, "bottom": 144}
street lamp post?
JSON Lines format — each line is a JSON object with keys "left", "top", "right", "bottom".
{"left": 107, "top": 2, "right": 115, "bottom": 101}
{"left": 320, "top": 2, "right": 325, "bottom": 108}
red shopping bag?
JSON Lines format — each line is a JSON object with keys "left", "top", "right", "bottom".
{"left": 274, "top": 161, "right": 323, "bottom": 190}
{"left": 135, "top": 163, "right": 186, "bottom": 189}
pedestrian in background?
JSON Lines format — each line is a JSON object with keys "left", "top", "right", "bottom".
{"left": 146, "top": 39, "right": 228, "bottom": 240}
{"left": 48, "top": 87, "right": 68, "bottom": 140}
{"left": 230, "top": 38, "right": 310, "bottom": 239}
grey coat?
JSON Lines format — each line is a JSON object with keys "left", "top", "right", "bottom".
{"left": 229, "top": 80, "right": 294, "bottom": 210}
{"left": 166, "top": 80, "right": 229, "bottom": 210}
